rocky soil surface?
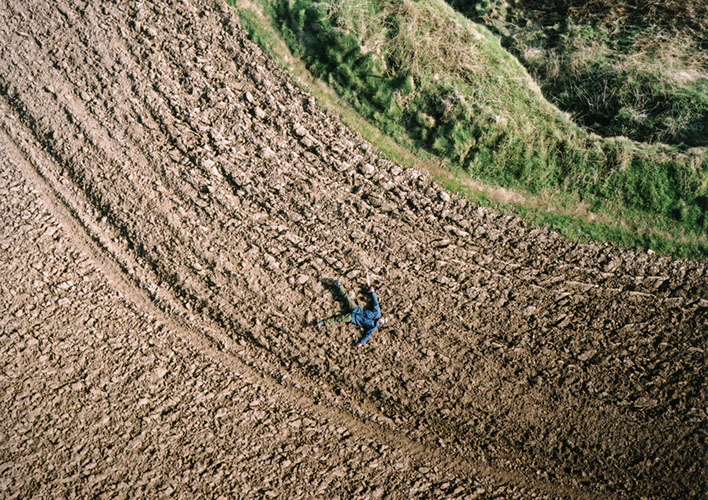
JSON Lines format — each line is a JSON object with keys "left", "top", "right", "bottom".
{"left": 0, "top": 0, "right": 705, "bottom": 498}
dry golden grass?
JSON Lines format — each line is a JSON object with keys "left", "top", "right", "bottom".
{"left": 566, "top": 0, "right": 708, "bottom": 33}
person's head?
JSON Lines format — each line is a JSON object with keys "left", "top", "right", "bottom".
{"left": 379, "top": 316, "right": 389, "bottom": 326}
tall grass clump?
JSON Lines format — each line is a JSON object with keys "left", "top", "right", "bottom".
{"left": 451, "top": 0, "right": 708, "bottom": 147}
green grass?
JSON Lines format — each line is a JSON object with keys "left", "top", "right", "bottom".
{"left": 226, "top": 0, "right": 707, "bottom": 259}
{"left": 227, "top": 0, "right": 281, "bottom": 61}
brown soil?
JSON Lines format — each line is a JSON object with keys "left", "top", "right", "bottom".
{"left": 0, "top": 0, "right": 705, "bottom": 498}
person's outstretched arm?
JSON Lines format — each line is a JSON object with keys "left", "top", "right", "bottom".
{"left": 359, "top": 325, "right": 378, "bottom": 345}
{"left": 369, "top": 289, "right": 381, "bottom": 315}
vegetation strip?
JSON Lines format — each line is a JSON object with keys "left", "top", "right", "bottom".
{"left": 230, "top": 0, "right": 707, "bottom": 259}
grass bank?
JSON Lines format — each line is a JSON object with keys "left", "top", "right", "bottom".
{"left": 226, "top": 0, "right": 707, "bottom": 259}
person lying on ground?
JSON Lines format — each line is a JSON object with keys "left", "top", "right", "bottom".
{"left": 318, "top": 280, "right": 389, "bottom": 347}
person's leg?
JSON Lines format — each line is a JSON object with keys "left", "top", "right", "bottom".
{"left": 337, "top": 283, "right": 357, "bottom": 311}
{"left": 322, "top": 312, "right": 352, "bottom": 327}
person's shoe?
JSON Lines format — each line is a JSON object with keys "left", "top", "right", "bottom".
{"left": 316, "top": 321, "right": 324, "bottom": 327}
{"left": 356, "top": 342, "right": 363, "bottom": 348}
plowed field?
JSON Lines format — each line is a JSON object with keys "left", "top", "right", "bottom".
{"left": 0, "top": 0, "right": 705, "bottom": 498}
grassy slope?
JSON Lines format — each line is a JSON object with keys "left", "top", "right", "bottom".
{"left": 227, "top": 0, "right": 708, "bottom": 259}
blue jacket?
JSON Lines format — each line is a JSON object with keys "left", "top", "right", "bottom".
{"left": 351, "top": 291, "right": 381, "bottom": 345}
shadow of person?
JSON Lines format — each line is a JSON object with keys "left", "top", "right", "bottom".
{"left": 309, "top": 278, "right": 365, "bottom": 327}
{"left": 299, "top": 278, "right": 341, "bottom": 327}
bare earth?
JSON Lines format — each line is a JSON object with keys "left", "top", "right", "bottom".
{"left": 0, "top": 0, "right": 705, "bottom": 498}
